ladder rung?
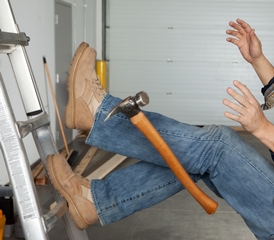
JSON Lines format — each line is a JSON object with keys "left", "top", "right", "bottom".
{"left": 43, "top": 199, "right": 68, "bottom": 233}
{"left": 16, "top": 113, "right": 50, "bottom": 138}
{"left": 0, "top": 31, "right": 29, "bottom": 53}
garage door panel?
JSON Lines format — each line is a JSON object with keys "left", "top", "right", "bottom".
{"left": 108, "top": 31, "right": 231, "bottom": 62}
{"left": 106, "top": 0, "right": 274, "bottom": 125}
{"left": 109, "top": 60, "right": 261, "bottom": 95}
{"left": 107, "top": 0, "right": 272, "bottom": 28}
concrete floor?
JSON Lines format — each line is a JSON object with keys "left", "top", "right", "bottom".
{"left": 4, "top": 131, "right": 272, "bottom": 240}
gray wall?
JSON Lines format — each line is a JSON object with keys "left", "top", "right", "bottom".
{"left": 0, "top": 0, "right": 99, "bottom": 184}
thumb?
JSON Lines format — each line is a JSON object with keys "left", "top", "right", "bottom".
{"left": 249, "top": 29, "right": 259, "bottom": 44}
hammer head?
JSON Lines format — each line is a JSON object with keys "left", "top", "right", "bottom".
{"left": 104, "top": 91, "right": 149, "bottom": 121}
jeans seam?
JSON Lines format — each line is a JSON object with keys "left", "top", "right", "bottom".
{"left": 96, "top": 178, "right": 179, "bottom": 224}
{"left": 218, "top": 138, "right": 274, "bottom": 187}
{"left": 108, "top": 179, "right": 178, "bottom": 209}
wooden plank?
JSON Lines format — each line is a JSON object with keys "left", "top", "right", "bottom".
{"left": 35, "top": 168, "right": 48, "bottom": 186}
{"left": 74, "top": 147, "right": 98, "bottom": 175}
{"left": 31, "top": 160, "right": 44, "bottom": 179}
{"left": 86, "top": 154, "right": 127, "bottom": 180}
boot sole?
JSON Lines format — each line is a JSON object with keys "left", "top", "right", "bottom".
{"left": 65, "top": 42, "right": 89, "bottom": 129}
{"left": 46, "top": 155, "right": 89, "bottom": 230}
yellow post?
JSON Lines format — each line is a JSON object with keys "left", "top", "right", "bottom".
{"left": 96, "top": 60, "right": 107, "bottom": 91}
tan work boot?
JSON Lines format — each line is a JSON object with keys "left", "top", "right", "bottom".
{"left": 65, "top": 42, "right": 106, "bottom": 131}
{"left": 46, "top": 154, "right": 98, "bottom": 230}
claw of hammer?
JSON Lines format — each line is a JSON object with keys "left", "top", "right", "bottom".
{"left": 105, "top": 91, "right": 149, "bottom": 121}
{"left": 105, "top": 91, "right": 218, "bottom": 214}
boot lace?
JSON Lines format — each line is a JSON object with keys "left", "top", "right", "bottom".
{"left": 92, "top": 75, "right": 105, "bottom": 96}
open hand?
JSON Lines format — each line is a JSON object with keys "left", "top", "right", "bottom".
{"left": 223, "top": 80, "right": 268, "bottom": 134}
{"left": 226, "top": 19, "right": 262, "bottom": 64}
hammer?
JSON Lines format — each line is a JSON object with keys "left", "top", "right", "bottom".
{"left": 105, "top": 91, "right": 218, "bottom": 214}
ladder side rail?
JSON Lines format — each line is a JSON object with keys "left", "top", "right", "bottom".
{"left": 0, "top": 1, "right": 91, "bottom": 238}
{"left": 0, "top": 0, "right": 42, "bottom": 116}
{"left": 9, "top": 47, "right": 43, "bottom": 115}
{"left": 0, "top": 74, "right": 49, "bottom": 240}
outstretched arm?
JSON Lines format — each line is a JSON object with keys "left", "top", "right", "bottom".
{"left": 226, "top": 19, "right": 274, "bottom": 85}
{"left": 223, "top": 80, "right": 274, "bottom": 151}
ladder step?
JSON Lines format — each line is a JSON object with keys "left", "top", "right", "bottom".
{"left": 0, "top": 31, "right": 29, "bottom": 53}
{"left": 16, "top": 113, "right": 50, "bottom": 138}
{"left": 43, "top": 199, "right": 68, "bottom": 233}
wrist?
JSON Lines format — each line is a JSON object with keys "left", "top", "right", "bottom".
{"left": 252, "top": 120, "right": 274, "bottom": 151}
{"left": 250, "top": 54, "right": 274, "bottom": 86}
{"left": 250, "top": 54, "right": 266, "bottom": 67}
{"left": 252, "top": 120, "right": 269, "bottom": 138}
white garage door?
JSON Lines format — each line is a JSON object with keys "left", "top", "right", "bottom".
{"left": 106, "top": 0, "right": 274, "bottom": 125}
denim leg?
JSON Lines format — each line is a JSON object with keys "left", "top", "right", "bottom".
{"left": 87, "top": 94, "right": 274, "bottom": 239}
{"left": 91, "top": 161, "right": 194, "bottom": 226}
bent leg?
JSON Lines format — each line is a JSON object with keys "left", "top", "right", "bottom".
{"left": 87, "top": 94, "right": 274, "bottom": 239}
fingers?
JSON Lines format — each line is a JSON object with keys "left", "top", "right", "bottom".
{"left": 236, "top": 19, "right": 252, "bottom": 33}
{"left": 223, "top": 98, "right": 243, "bottom": 126}
{"left": 223, "top": 81, "right": 254, "bottom": 112}
{"left": 222, "top": 81, "right": 250, "bottom": 124}
{"left": 223, "top": 98, "right": 244, "bottom": 117}
{"left": 226, "top": 19, "right": 253, "bottom": 42}
{"left": 228, "top": 19, "right": 252, "bottom": 33}
{"left": 223, "top": 108, "right": 241, "bottom": 123}
{"left": 223, "top": 97, "right": 244, "bottom": 124}
{"left": 228, "top": 80, "right": 256, "bottom": 105}
{"left": 228, "top": 20, "right": 246, "bottom": 35}
{"left": 226, "top": 87, "right": 246, "bottom": 107}
{"left": 226, "top": 29, "right": 242, "bottom": 41}
{"left": 223, "top": 80, "right": 259, "bottom": 120}
{"left": 226, "top": 21, "right": 245, "bottom": 45}
{"left": 226, "top": 37, "right": 239, "bottom": 45}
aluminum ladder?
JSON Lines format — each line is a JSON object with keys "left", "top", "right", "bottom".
{"left": 0, "top": 1, "right": 89, "bottom": 239}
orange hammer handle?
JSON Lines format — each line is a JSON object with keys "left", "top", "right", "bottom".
{"left": 131, "top": 112, "right": 218, "bottom": 214}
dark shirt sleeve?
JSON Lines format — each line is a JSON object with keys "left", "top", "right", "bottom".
{"left": 260, "top": 77, "right": 274, "bottom": 161}
{"left": 261, "top": 76, "right": 274, "bottom": 110}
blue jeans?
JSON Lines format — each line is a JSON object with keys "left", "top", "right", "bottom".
{"left": 86, "top": 94, "right": 274, "bottom": 240}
